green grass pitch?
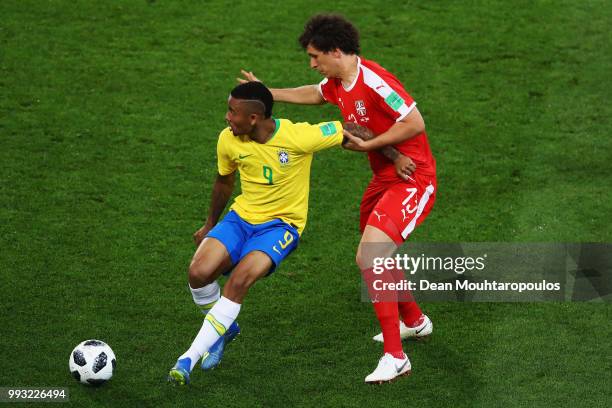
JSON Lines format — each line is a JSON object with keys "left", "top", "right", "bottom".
{"left": 1, "top": 1, "right": 611, "bottom": 406}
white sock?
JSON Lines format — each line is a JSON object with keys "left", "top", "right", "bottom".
{"left": 179, "top": 296, "right": 241, "bottom": 370}
{"left": 190, "top": 282, "right": 220, "bottom": 314}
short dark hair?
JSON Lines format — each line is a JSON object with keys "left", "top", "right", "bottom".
{"left": 298, "top": 14, "right": 360, "bottom": 55}
{"left": 230, "top": 82, "right": 274, "bottom": 118}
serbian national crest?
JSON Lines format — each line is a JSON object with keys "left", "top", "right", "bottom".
{"left": 355, "top": 100, "right": 367, "bottom": 116}
{"left": 278, "top": 149, "right": 290, "bottom": 166}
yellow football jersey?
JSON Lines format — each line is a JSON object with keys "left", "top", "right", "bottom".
{"left": 217, "top": 118, "right": 343, "bottom": 235}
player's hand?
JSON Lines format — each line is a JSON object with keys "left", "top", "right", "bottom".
{"left": 394, "top": 154, "right": 416, "bottom": 180}
{"left": 342, "top": 129, "right": 372, "bottom": 152}
{"left": 193, "top": 223, "right": 213, "bottom": 246}
{"left": 237, "top": 70, "right": 261, "bottom": 84}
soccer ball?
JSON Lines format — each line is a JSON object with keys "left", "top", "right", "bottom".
{"left": 69, "top": 340, "right": 116, "bottom": 386}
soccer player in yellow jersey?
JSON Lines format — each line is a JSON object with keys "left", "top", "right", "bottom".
{"left": 168, "top": 82, "right": 400, "bottom": 385}
{"left": 167, "top": 82, "right": 345, "bottom": 384}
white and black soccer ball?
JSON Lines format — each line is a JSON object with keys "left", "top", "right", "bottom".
{"left": 69, "top": 340, "right": 116, "bottom": 386}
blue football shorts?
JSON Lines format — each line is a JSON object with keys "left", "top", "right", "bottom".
{"left": 206, "top": 210, "right": 299, "bottom": 275}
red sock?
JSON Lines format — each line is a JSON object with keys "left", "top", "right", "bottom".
{"left": 361, "top": 268, "right": 404, "bottom": 358}
{"left": 372, "top": 302, "right": 404, "bottom": 357}
{"left": 387, "top": 267, "right": 423, "bottom": 327}
{"left": 361, "top": 267, "right": 404, "bottom": 357}
{"left": 398, "top": 301, "right": 423, "bottom": 327}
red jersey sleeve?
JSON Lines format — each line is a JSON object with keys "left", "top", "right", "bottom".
{"left": 318, "top": 77, "right": 338, "bottom": 105}
{"left": 362, "top": 66, "right": 417, "bottom": 122}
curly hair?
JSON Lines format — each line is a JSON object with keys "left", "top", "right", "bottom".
{"left": 298, "top": 14, "right": 360, "bottom": 55}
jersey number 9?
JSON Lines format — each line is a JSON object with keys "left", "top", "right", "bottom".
{"left": 263, "top": 166, "right": 273, "bottom": 185}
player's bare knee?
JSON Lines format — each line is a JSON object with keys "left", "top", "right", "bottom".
{"left": 188, "top": 260, "right": 216, "bottom": 287}
{"left": 355, "top": 248, "right": 369, "bottom": 271}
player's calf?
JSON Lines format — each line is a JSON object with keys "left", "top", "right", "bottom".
{"left": 222, "top": 251, "right": 272, "bottom": 303}
{"left": 188, "top": 236, "right": 233, "bottom": 288}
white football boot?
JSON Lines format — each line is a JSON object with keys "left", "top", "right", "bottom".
{"left": 372, "top": 315, "right": 433, "bottom": 342}
{"left": 365, "top": 353, "right": 411, "bottom": 384}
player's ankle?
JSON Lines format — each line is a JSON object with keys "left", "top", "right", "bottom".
{"left": 405, "top": 314, "right": 425, "bottom": 328}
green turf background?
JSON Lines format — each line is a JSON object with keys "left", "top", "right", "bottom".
{"left": 1, "top": 0, "right": 611, "bottom": 406}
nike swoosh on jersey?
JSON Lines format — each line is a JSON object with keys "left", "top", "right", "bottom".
{"left": 238, "top": 154, "right": 253, "bottom": 159}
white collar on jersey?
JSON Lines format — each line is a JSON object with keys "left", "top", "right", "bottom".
{"left": 341, "top": 56, "right": 362, "bottom": 92}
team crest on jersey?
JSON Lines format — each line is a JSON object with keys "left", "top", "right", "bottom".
{"left": 355, "top": 100, "right": 367, "bottom": 116}
{"left": 278, "top": 149, "right": 290, "bottom": 166}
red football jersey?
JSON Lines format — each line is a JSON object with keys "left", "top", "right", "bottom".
{"left": 318, "top": 57, "right": 436, "bottom": 182}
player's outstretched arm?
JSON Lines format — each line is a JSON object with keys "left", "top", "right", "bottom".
{"left": 237, "top": 70, "right": 325, "bottom": 105}
{"left": 193, "top": 172, "right": 235, "bottom": 245}
{"left": 351, "top": 108, "right": 426, "bottom": 151}
{"left": 271, "top": 85, "right": 325, "bottom": 105}
{"left": 342, "top": 122, "right": 416, "bottom": 179}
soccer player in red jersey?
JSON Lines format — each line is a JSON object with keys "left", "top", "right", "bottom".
{"left": 239, "top": 14, "right": 436, "bottom": 383}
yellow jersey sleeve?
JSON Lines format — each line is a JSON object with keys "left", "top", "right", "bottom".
{"left": 293, "top": 120, "right": 344, "bottom": 153}
{"left": 217, "top": 129, "right": 237, "bottom": 176}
